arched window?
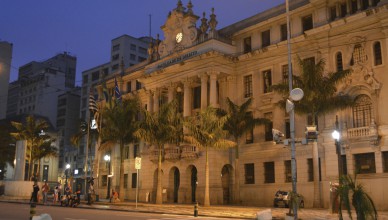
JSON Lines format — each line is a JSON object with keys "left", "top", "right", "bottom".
{"left": 353, "top": 95, "right": 373, "bottom": 128}
{"left": 336, "top": 52, "right": 343, "bottom": 71}
{"left": 373, "top": 41, "right": 382, "bottom": 66}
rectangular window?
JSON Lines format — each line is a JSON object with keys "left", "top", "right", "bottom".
{"left": 308, "top": 158, "right": 313, "bottom": 182}
{"left": 351, "top": 0, "right": 358, "bottom": 14}
{"left": 302, "top": 14, "right": 313, "bottom": 32}
{"left": 244, "top": 163, "right": 255, "bottom": 184}
{"left": 383, "top": 152, "right": 388, "bottom": 173}
{"left": 101, "top": 175, "right": 107, "bottom": 187}
{"left": 308, "top": 158, "right": 322, "bottom": 181}
{"left": 340, "top": 3, "right": 347, "bottom": 17}
{"left": 83, "top": 75, "right": 88, "bottom": 84}
{"left": 264, "top": 112, "right": 273, "bottom": 141}
{"left": 133, "top": 144, "right": 139, "bottom": 158}
{"left": 330, "top": 6, "right": 337, "bottom": 21}
{"left": 42, "top": 165, "right": 49, "bottom": 182}
{"left": 282, "top": 64, "right": 288, "bottom": 84}
{"left": 280, "top": 24, "right": 287, "bottom": 41}
{"left": 285, "top": 119, "right": 291, "bottom": 139}
{"left": 284, "top": 160, "right": 292, "bottom": 182}
{"left": 136, "top": 80, "right": 142, "bottom": 90}
{"left": 112, "top": 44, "right": 120, "bottom": 51}
{"left": 193, "top": 86, "right": 201, "bottom": 109}
{"left": 124, "top": 145, "right": 129, "bottom": 159}
{"left": 112, "top": 54, "right": 119, "bottom": 61}
{"left": 355, "top": 153, "right": 376, "bottom": 174}
{"left": 361, "top": 0, "right": 369, "bottom": 10}
{"left": 244, "top": 75, "right": 252, "bottom": 98}
{"left": 307, "top": 114, "right": 319, "bottom": 130}
{"left": 111, "top": 64, "right": 119, "bottom": 71}
{"left": 131, "top": 173, "right": 137, "bottom": 188}
{"left": 126, "top": 81, "right": 132, "bottom": 93}
{"left": 130, "top": 44, "right": 136, "bottom": 51}
{"left": 263, "top": 70, "right": 272, "bottom": 93}
{"left": 264, "top": 161, "right": 275, "bottom": 183}
{"left": 246, "top": 112, "right": 254, "bottom": 144}
{"left": 342, "top": 155, "right": 348, "bottom": 175}
{"left": 243, "top": 37, "right": 252, "bottom": 53}
{"left": 130, "top": 54, "right": 136, "bottom": 61}
{"left": 261, "top": 30, "right": 271, "bottom": 47}
{"left": 124, "top": 174, "right": 128, "bottom": 188}
{"left": 139, "top": 47, "right": 147, "bottom": 54}
{"left": 91, "top": 71, "right": 99, "bottom": 81}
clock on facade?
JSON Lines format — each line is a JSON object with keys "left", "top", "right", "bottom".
{"left": 176, "top": 32, "right": 183, "bottom": 43}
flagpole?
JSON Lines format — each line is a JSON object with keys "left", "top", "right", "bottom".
{"left": 84, "top": 116, "right": 90, "bottom": 200}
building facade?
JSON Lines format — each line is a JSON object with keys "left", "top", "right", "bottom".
{"left": 93, "top": 0, "right": 388, "bottom": 210}
{"left": 0, "top": 41, "right": 13, "bottom": 120}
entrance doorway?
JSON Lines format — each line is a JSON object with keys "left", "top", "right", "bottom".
{"left": 221, "top": 165, "right": 233, "bottom": 204}
{"left": 191, "top": 166, "right": 197, "bottom": 203}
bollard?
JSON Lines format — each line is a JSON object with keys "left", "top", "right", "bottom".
{"left": 29, "top": 202, "right": 36, "bottom": 220}
{"left": 194, "top": 201, "right": 198, "bottom": 217}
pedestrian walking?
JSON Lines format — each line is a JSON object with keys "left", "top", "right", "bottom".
{"left": 53, "top": 186, "right": 58, "bottom": 205}
{"left": 42, "top": 181, "right": 50, "bottom": 205}
{"left": 30, "top": 181, "right": 40, "bottom": 203}
{"left": 57, "top": 181, "right": 62, "bottom": 202}
{"left": 87, "top": 181, "right": 95, "bottom": 205}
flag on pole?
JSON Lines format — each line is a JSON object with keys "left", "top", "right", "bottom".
{"left": 114, "top": 77, "right": 122, "bottom": 103}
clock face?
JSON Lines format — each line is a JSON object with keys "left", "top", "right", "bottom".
{"left": 176, "top": 32, "right": 183, "bottom": 43}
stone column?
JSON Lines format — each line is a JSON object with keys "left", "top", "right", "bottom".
{"left": 200, "top": 74, "right": 208, "bottom": 109}
{"left": 153, "top": 89, "right": 159, "bottom": 113}
{"left": 183, "top": 79, "right": 192, "bottom": 117}
{"left": 208, "top": 71, "right": 219, "bottom": 107}
{"left": 14, "top": 140, "right": 27, "bottom": 181}
{"left": 346, "top": 0, "right": 351, "bottom": 14}
{"left": 168, "top": 84, "right": 175, "bottom": 103}
{"left": 146, "top": 90, "right": 153, "bottom": 112}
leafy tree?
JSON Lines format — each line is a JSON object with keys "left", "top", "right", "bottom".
{"left": 218, "top": 97, "right": 269, "bottom": 204}
{"left": 335, "top": 174, "right": 377, "bottom": 220}
{"left": 271, "top": 56, "right": 354, "bottom": 207}
{"left": 134, "top": 100, "right": 183, "bottom": 204}
{"left": 10, "top": 115, "right": 50, "bottom": 180}
{"left": 184, "top": 106, "right": 235, "bottom": 206}
{"left": 100, "top": 97, "right": 141, "bottom": 201}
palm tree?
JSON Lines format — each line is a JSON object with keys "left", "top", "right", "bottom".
{"left": 100, "top": 97, "right": 141, "bottom": 201}
{"left": 33, "top": 135, "right": 58, "bottom": 180}
{"left": 218, "top": 97, "right": 269, "bottom": 204}
{"left": 185, "top": 106, "right": 236, "bottom": 207}
{"left": 134, "top": 100, "right": 183, "bottom": 204}
{"left": 10, "top": 115, "right": 50, "bottom": 180}
{"left": 335, "top": 174, "right": 377, "bottom": 220}
{"left": 272, "top": 56, "right": 354, "bottom": 208}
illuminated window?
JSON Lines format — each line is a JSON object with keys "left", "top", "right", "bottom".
{"left": 353, "top": 95, "right": 373, "bottom": 128}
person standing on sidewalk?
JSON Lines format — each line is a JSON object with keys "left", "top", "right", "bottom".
{"left": 87, "top": 181, "right": 95, "bottom": 205}
{"left": 41, "top": 181, "right": 50, "bottom": 205}
{"left": 30, "top": 181, "right": 40, "bottom": 203}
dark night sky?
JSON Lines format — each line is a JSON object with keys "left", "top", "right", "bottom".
{"left": 1, "top": 0, "right": 284, "bottom": 85}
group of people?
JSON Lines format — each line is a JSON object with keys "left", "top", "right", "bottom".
{"left": 30, "top": 178, "right": 119, "bottom": 206}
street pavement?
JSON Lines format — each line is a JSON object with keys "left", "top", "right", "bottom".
{"left": 1, "top": 196, "right": 388, "bottom": 220}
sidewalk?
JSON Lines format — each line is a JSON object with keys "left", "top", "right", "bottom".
{"left": 2, "top": 196, "right": 388, "bottom": 220}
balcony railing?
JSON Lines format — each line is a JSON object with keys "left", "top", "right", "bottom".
{"left": 347, "top": 122, "right": 379, "bottom": 145}
{"left": 181, "top": 145, "right": 199, "bottom": 160}
{"left": 164, "top": 147, "right": 180, "bottom": 161}
{"left": 149, "top": 149, "right": 164, "bottom": 163}
{"left": 347, "top": 126, "right": 371, "bottom": 138}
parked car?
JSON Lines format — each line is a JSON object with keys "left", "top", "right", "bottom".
{"left": 273, "top": 190, "right": 304, "bottom": 208}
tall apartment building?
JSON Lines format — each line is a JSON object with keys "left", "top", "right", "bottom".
{"left": 69, "top": 35, "right": 150, "bottom": 191}
{"left": 7, "top": 52, "right": 77, "bottom": 127}
{"left": 0, "top": 41, "right": 13, "bottom": 119}
{"left": 92, "top": 0, "right": 388, "bottom": 211}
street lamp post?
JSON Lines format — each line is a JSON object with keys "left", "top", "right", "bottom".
{"left": 65, "top": 163, "right": 70, "bottom": 193}
{"left": 332, "top": 115, "right": 343, "bottom": 178}
{"left": 104, "top": 154, "right": 111, "bottom": 199}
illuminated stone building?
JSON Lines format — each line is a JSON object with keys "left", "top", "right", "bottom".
{"left": 96, "top": 0, "right": 388, "bottom": 210}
